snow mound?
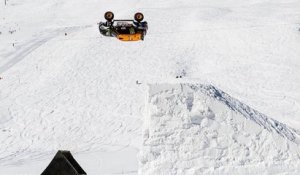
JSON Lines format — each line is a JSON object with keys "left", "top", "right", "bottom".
{"left": 140, "top": 84, "right": 300, "bottom": 175}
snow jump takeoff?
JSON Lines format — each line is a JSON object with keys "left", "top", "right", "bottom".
{"left": 99, "top": 11, "right": 148, "bottom": 41}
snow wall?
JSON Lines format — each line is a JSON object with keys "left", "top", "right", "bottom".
{"left": 139, "top": 84, "right": 300, "bottom": 175}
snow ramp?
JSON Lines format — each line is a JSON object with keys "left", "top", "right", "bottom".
{"left": 140, "top": 84, "right": 300, "bottom": 175}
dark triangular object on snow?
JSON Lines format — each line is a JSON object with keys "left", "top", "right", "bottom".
{"left": 41, "top": 150, "right": 86, "bottom": 175}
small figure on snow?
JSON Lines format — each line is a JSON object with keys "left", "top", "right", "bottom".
{"left": 136, "top": 80, "right": 142, "bottom": 85}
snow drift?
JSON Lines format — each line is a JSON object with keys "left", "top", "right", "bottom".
{"left": 140, "top": 84, "right": 300, "bottom": 175}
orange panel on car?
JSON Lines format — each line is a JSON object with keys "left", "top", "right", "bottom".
{"left": 117, "top": 33, "right": 142, "bottom": 41}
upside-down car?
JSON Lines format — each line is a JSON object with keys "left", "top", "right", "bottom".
{"left": 98, "top": 11, "right": 148, "bottom": 41}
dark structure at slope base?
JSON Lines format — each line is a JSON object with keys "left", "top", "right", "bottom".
{"left": 41, "top": 150, "right": 86, "bottom": 175}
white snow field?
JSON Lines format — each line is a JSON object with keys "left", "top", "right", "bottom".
{"left": 1, "top": 0, "right": 300, "bottom": 174}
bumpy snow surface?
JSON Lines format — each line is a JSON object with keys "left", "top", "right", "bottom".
{"left": 141, "top": 84, "right": 300, "bottom": 174}
{"left": 1, "top": 0, "right": 300, "bottom": 174}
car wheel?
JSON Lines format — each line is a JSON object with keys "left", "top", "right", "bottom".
{"left": 105, "top": 11, "right": 114, "bottom": 21}
{"left": 134, "top": 12, "right": 144, "bottom": 22}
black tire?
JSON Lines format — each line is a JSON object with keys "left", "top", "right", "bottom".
{"left": 134, "top": 12, "right": 144, "bottom": 22}
{"left": 104, "top": 11, "right": 114, "bottom": 21}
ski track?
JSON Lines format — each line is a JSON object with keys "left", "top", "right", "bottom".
{"left": 0, "top": 25, "right": 91, "bottom": 74}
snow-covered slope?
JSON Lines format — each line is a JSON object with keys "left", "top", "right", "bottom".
{"left": 141, "top": 84, "right": 300, "bottom": 174}
{"left": 1, "top": 0, "right": 300, "bottom": 174}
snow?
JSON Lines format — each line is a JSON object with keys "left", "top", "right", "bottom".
{"left": 1, "top": 0, "right": 300, "bottom": 174}
{"left": 140, "top": 84, "right": 300, "bottom": 174}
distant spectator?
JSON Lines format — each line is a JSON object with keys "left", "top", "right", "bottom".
{"left": 136, "top": 80, "right": 142, "bottom": 85}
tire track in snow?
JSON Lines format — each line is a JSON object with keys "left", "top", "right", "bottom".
{"left": 0, "top": 25, "right": 91, "bottom": 74}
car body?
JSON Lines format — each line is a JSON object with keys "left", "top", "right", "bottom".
{"left": 99, "top": 12, "right": 148, "bottom": 41}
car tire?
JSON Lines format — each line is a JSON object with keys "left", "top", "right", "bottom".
{"left": 105, "top": 11, "right": 114, "bottom": 21}
{"left": 134, "top": 12, "right": 144, "bottom": 22}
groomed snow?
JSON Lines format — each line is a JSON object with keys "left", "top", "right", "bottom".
{"left": 140, "top": 84, "right": 300, "bottom": 174}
